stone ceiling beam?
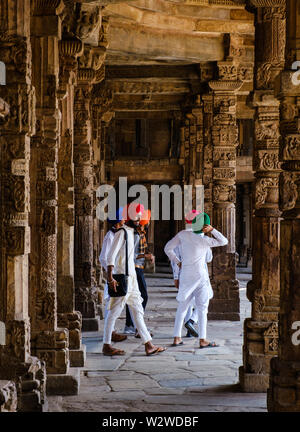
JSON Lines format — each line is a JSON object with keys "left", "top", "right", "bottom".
{"left": 106, "top": 21, "right": 225, "bottom": 64}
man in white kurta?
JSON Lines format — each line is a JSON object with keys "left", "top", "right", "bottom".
{"left": 99, "top": 225, "right": 128, "bottom": 343}
{"left": 164, "top": 224, "right": 228, "bottom": 348}
{"left": 103, "top": 221, "right": 165, "bottom": 356}
{"left": 171, "top": 231, "right": 213, "bottom": 338}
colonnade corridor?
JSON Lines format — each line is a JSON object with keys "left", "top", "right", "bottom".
{"left": 47, "top": 265, "right": 266, "bottom": 412}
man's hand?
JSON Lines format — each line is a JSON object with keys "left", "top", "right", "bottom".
{"left": 174, "top": 279, "right": 179, "bottom": 289}
{"left": 108, "top": 278, "right": 118, "bottom": 293}
{"left": 145, "top": 253, "right": 154, "bottom": 264}
{"left": 202, "top": 224, "right": 213, "bottom": 234}
{"left": 177, "top": 261, "right": 182, "bottom": 268}
{"left": 107, "top": 265, "right": 117, "bottom": 292}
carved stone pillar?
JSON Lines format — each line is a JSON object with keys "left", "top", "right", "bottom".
{"left": 74, "top": 48, "right": 100, "bottom": 332}
{"left": 240, "top": 0, "right": 285, "bottom": 392}
{"left": 208, "top": 79, "right": 242, "bottom": 321}
{"left": 0, "top": 0, "right": 47, "bottom": 412}
{"left": 268, "top": 0, "right": 300, "bottom": 411}
{"left": 30, "top": 0, "right": 79, "bottom": 395}
{"left": 57, "top": 33, "right": 86, "bottom": 368}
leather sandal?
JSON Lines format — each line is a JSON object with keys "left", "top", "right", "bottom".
{"left": 199, "top": 341, "right": 219, "bottom": 349}
{"left": 146, "top": 346, "right": 166, "bottom": 356}
{"left": 102, "top": 347, "right": 125, "bottom": 356}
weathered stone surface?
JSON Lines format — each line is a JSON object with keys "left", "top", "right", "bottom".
{"left": 46, "top": 368, "right": 80, "bottom": 396}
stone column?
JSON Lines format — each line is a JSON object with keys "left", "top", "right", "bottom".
{"left": 240, "top": 0, "right": 285, "bottom": 392}
{"left": 268, "top": 0, "right": 300, "bottom": 412}
{"left": 208, "top": 79, "right": 242, "bottom": 321}
{"left": 0, "top": 0, "right": 47, "bottom": 412}
{"left": 74, "top": 47, "right": 101, "bottom": 332}
{"left": 57, "top": 33, "right": 86, "bottom": 368}
{"left": 30, "top": 0, "right": 79, "bottom": 395}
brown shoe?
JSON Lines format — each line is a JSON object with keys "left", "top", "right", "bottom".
{"left": 102, "top": 344, "right": 125, "bottom": 356}
{"left": 111, "top": 331, "right": 127, "bottom": 343}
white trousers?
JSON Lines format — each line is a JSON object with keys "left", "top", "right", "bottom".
{"left": 104, "top": 283, "right": 136, "bottom": 328}
{"left": 173, "top": 286, "right": 210, "bottom": 339}
{"left": 103, "top": 280, "right": 152, "bottom": 344}
{"left": 184, "top": 300, "right": 198, "bottom": 324}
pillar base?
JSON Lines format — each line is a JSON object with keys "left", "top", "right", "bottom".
{"left": 208, "top": 312, "right": 240, "bottom": 321}
{"left": 268, "top": 357, "right": 300, "bottom": 412}
{"left": 239, "top": 366, "right": 269, "bottom": 392}
{"left": 0, "top": 380, "right": 17, "bottom": 412}
{"left": 69, "top": 344, "right": 86, "bottom": 367}
{"left": 46, "top": 367, "right": 80, "bottom": 396}
{"left": 82, "top": 317, "right": 99, "bottom": 332}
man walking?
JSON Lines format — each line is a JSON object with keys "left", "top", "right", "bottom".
{"left": 99, "top": 207, "right": 127, "bottom": 343}
{"left": 164, "top": 213, "right": 228, "bottom": 348}
{"left": 102, "top": 213, "right": 165, "bottom": 356}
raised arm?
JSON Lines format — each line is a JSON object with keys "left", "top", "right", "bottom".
{"left": 203, "top": 228, "right": 228, "bottom": 248}
{"left": 164, "top": 234, "right": 181, "bottom": 265}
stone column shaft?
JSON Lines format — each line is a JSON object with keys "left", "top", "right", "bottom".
{"left": 30, "top": 2, "right": 70, "bottom": 377}
{"left": 208, "top": 80, "right": 242, "bottom": 321}
{"left": 0, "top": 0, "right": 47, "bottom": 412}
{"left": 240, "top": 0, "right": 285, "bottom": 392}
{"left": 57, "top": 34, "right": 86, "bottom": 367}
{"left": 74, "top": 68, "right": 99, "bottom": 332}
{"left": 268, "top": 0, "right": 300, "bottom": 412}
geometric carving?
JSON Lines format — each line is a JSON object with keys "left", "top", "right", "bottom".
{"left": 263, "top": 322, "right": 278, "bottom": 355}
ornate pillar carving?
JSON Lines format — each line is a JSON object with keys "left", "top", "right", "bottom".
{"left": 268, "top": 0, "right": 300, "bottom": 411}
{"left": 29, "top": 0, "right": 80, "bottom": 395}
{"left": 208, "top": 78, "right": 242, "bottom": 321}
{"left": 0, "top": 0, "right": 47, "bottom": 411}
{"left": 240, "top": 0, "right": 285, "bottom": 392}
{"left": 57, "top": 31, "right": 86, "bottom": 368}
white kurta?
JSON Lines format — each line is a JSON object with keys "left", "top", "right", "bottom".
{"left": 164, "top": 228, "right": 228, "bottom": 302}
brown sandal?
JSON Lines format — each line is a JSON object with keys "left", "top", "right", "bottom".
{"left": 146, "top": 346, "right": 166, "bottom": 356}
{"left": 102, "top": 347, "right": 125, "bottom": 356}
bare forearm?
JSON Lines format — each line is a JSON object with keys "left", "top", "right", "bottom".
{"left": 107, "top": 265, "right": 114, "bottom": 281}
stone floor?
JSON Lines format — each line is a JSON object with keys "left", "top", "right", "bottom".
{"left": 48, "top": 266, "right": 267, "bottom": 412}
